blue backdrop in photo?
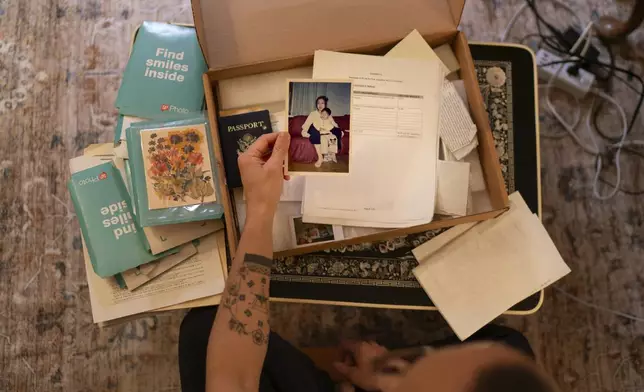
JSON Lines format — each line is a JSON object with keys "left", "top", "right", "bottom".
{"left": 289, "top": 82, "right": 351, "bottom": 116}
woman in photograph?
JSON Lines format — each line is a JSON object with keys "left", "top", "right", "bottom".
{"left": 301, "top": 95, "right": 344, "bottom": 167}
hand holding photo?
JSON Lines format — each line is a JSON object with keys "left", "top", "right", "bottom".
{"left": 141, "top": 124, "right": 217, "bottom": 210}
{"left": 286, "top": 79, "right": 352, "bottom": 175}
{"left": 289, "top": 216, "right": 344, "bottom": 248}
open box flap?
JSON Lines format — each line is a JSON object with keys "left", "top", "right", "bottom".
{"left": 191, "top": 0, "right": 466, "bottom": 70}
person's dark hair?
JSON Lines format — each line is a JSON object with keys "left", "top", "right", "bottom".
{"left": 322, "top": 108, "right": 332, "bottom": 115}
{"left": 471, "top": 364, "right": 555, "bottom": 392}
{"left": 315, "top": 95, "right": 329, "bottom": 108}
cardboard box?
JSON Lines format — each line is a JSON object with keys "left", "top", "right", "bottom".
{"left": 191, "top": 0, "right": 509, "bottom": 258}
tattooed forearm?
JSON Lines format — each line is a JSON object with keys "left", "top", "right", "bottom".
{"left": 222, "top": 253, "right": 271, "bottom": 346}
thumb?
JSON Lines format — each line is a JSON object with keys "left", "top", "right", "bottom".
{"left": 267, "top": 132, "right": 290, "bottom": 166}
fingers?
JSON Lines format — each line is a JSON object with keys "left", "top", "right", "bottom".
{"left": 338, "top": 382, "right": 355, "bottom": 392}
{"left": 244, "top": 132, "right": 280, "bottom": 158}
{"left": 333, "top": 361, "right": 358, "bottom": 381}
{"left": 266, "top": 132, "right": 290, "bottom": 168}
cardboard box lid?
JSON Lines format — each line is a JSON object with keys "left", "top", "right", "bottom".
{"left": 191, "top": 0, "right": 466, "bottom": 70}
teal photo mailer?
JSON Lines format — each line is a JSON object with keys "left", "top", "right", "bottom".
{"left": 115, "top": 21, "right": 207, "bottom": 119}
{"left": 68, "top": 161, "right": 177, "bottom": 277}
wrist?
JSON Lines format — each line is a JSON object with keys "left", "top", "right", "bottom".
{"left": 244, "top": 210, "right": 274, "bottom": 234}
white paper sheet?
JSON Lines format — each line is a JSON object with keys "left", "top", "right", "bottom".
{"left": 412, "top": 192, "right": 570, "bottom": 340}
{"left": 85, "top": 232, "right": 225, "bottom": 323}
{"left": 435, "top": 160, "right": 470, "bottom": 217}
{"left": 439, "top": 79, "right": 478, "bottom": 160}
{"left": 302, "top": 50, "right": 443, "bottom": 227}
{"left": 462, "top": 149, "right": 487, "bottom": 193}
{"left": 121, "top": 242, "right": 198, "bottom": 290}
{"left": 386, "top": 29, "right": 450, "bottom": 76}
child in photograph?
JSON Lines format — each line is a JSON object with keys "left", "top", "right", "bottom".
{"left": 319, "top": 108, "right": 339, "bottom": 163}
{"left": 301, "top": 95, "right": 344, "bottom": 167}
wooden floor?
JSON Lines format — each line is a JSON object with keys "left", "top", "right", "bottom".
{"left": 0, "top": 0, "right": 642, "bottom": 391}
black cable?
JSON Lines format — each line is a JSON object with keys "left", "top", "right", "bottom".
{"left": 540, "top": 58, "right": 644, "bottom": 142}
{"left": 592, "top": 35, "right": 620, "bottom": 140}
{"left": 525, "top": 0, "right": 571, "bottom": 50}
{"left": 521, "top": 0, "right": 644, "bottom": 195}
{"left": 539, "top": 58, "right": 644, "bottom": 193}
{"left": 522, "top": 0, "right": 641, "bottom": 140}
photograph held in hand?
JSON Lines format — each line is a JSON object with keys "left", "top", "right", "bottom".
{"left": 286, "top": 79, "right": 352, "bottom": 175}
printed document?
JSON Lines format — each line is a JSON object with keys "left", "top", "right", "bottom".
{"left": 302, "top": 50, "right": 443, "bottom": 227}
{"left": 120, "top": 242, "right": 198, "bottom": 290}
{"left": 84, "top": 232, "right": 225, "bottom": 323}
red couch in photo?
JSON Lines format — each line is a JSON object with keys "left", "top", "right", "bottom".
{"left": 288, "top": 115, "right": 350, "bottom": 163}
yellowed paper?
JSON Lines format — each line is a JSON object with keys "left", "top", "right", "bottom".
{"left": 69, "top": 155, "right": 112, "bottom": 173}
{"left": 83, "top": 143, "right": 115, "bottom": 157}
{"left": 411, "top": 221, "right": 477, "bottom": 262}
{"left": 143, "top": 219, "right": 224, "bottom": 255}
{"left": 121, "top": 243, "right": 198, "bottom": 290}
{"left": 159, "top": 292, "right": 222, "bottom": 311}
{"left": 84, "top": 232, "right": 225, "bottom": 323}
{"left": 157, "top": 230, "right": 228, "bottom": 310}
{"left": 412, "top": 192, "right": 570, "bottom": 340}
{"left": 386, "top": 30, "right": 475, "bottom": 161}
{"left": 214, "top": 230, "right": 229, "bottom": 279}
{"left": 462, "top": 149, "right": 487, "bottom": 193}
{"left": 141, "top": 124, "right": 217, "bottom": 210}
{"left": 434, "top": 43, "right": 461, "bottom": 76}
{"left": 219, "top": 106, "right": 264, "bottom": 117}
{"left": 435, "top": 160, "right": 470, "bottom": 217}
{"left": 387, "top": 29, "right": 450, "bottom": 76}
{"left": 218, "top": 67, "right": 313, "bottom": 111}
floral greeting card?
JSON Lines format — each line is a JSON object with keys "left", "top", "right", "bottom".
{"left": 140, "top": 124, "right": 217, "bottom": 210}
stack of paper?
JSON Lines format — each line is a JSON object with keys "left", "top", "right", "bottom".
{"left": 83, "top": 231, "right": 226, "bottom": 324}
{"left": 72, "top": 144, "right": 227, "bottom": 323}
{"left": 301, "top": 50, "right": 444, "bottom": 228}
{"left": 218, "top": 29, "right": 483, "bottom": 250}
{"left": 412, "top": 192, "right": 570, "bottom": 340}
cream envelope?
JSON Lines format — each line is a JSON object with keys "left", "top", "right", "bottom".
{"left": 412, "top": 192, "right": 570, "bottom": 340}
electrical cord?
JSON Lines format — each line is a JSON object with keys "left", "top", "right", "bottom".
{"left": 504, "top": 0, "right": 644, "bottom": 320}
{"left": 504, "top": 1, "right": 644, "bottom": 197}
{"left": 540, "top": 23, "right": 640, "bottom": 199}
{"left": 539, "top": 58, "right": 644, "bottom": 196}
{"left": 540, "top": 58, "right": 644, "bottom": 140}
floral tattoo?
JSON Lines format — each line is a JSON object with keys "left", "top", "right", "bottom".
{"left": 222, "top": 254, "right": 272, "bottom": 346}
